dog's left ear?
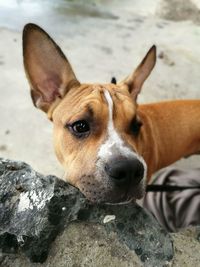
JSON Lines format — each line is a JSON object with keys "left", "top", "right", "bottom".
{"left": 23, "top": 23, "right": 80, "bottom": 117}
{"left": 120, "top": 45, "right": 156, "bottom": 100}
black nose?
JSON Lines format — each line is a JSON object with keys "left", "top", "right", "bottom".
{"left": 105, "top": 158, "right": 144, "bottom": 185}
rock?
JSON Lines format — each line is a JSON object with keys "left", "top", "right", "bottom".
{"left": 0, "top": 158, "right": 81, "bottom": 263}
{"left": 0, "top": 158, "right": 173, "bottom": 266}
{"left": 171, "top": 227, "right": 200, "bottom": 266}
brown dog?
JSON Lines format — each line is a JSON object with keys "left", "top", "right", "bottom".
{"left": 23, "top": 23, "right": 200, "bottom": 203}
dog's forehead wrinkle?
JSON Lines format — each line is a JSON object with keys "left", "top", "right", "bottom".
{"left": 62, "top": 93, "right": 106, "bottom": 123}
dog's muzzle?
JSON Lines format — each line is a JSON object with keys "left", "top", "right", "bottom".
{"left": 77, "top": 156, "right": 146, "bottom": 204}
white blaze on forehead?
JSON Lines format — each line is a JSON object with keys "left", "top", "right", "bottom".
{"left": 98, "top": 90, "right": 133, "bottom": 158}
{"left": 97, "top": 90, "right": 147, "bottom": 177}
{"left": 104, "top": 90, "right": 113, "bottom": 122}
{"left": 98, "top": 90, "right": 122, "bottom": 157}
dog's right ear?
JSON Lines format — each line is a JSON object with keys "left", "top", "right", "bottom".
{"left": 119, "top": 45, "right": 156, "bottom": 101}
{"left": 23, "top": 23, "right": 80, "bottom": 117}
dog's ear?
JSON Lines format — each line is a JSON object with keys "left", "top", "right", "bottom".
{"left": 23, "top": 23, "right": 80, "bottom": 117}
{"left": 120, "top": 45, "right": 156, "bottom": 100}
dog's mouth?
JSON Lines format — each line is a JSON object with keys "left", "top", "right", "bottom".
{"left": 104, "top": 184, "right": 145, "bottom": 205}
{"left": 105, "top": 196, "right": 135, "bottom": 205}
{"left": 76, "top": 176, "right": 145, "bottom": 204}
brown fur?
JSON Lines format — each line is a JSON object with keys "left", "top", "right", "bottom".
{"left": 23, "top": 23, "right": 200, "bottom": 203}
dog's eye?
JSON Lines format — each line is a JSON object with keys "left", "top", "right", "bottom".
{"left": 70, "top": 120, "right": 90, "bottom": 137}
{"left": 131, "top": 117, "right": 142, "bottom": 136}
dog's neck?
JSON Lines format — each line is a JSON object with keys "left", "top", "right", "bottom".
{"left": 138, "top": 100, "right": 200, "bottom": 181}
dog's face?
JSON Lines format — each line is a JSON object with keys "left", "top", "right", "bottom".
{"left": 23, "top": 24, "right": 156, "bottom": 203}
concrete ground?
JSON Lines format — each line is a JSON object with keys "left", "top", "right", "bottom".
{"left": 0, "top": 0, "right": 200, "bottom": 177}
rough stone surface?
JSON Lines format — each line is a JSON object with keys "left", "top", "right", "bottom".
{"left": 0, "top": 158, "right": 173, "bottom": 266}
{"left": 171, "top": 227, "right": 200, "bottom": 266}
{"left": 1, "top": 224, "right": 143, "bottom": 267}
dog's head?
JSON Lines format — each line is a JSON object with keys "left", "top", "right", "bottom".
{"left": 23, "top": 24, "right": 156, "bottom": 204}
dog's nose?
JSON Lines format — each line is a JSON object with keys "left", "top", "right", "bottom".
{"left": 105, "top": 158, "right": 144, "bottom": 185}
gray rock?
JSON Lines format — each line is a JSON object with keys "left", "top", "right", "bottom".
{"left": 0, "top": 158, "right": 173, "bottom": 266}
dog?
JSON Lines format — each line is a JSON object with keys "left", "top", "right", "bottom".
{"left": 23, "top": 23, "right": 200, "bottom": 203}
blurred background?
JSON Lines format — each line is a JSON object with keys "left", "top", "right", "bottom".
{"left": 0, "top": 0, "right": 200, "bottom": 178}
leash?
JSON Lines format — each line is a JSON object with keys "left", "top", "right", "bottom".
{"left": 146, "top": 184, "right": 200, "bottom": 192}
